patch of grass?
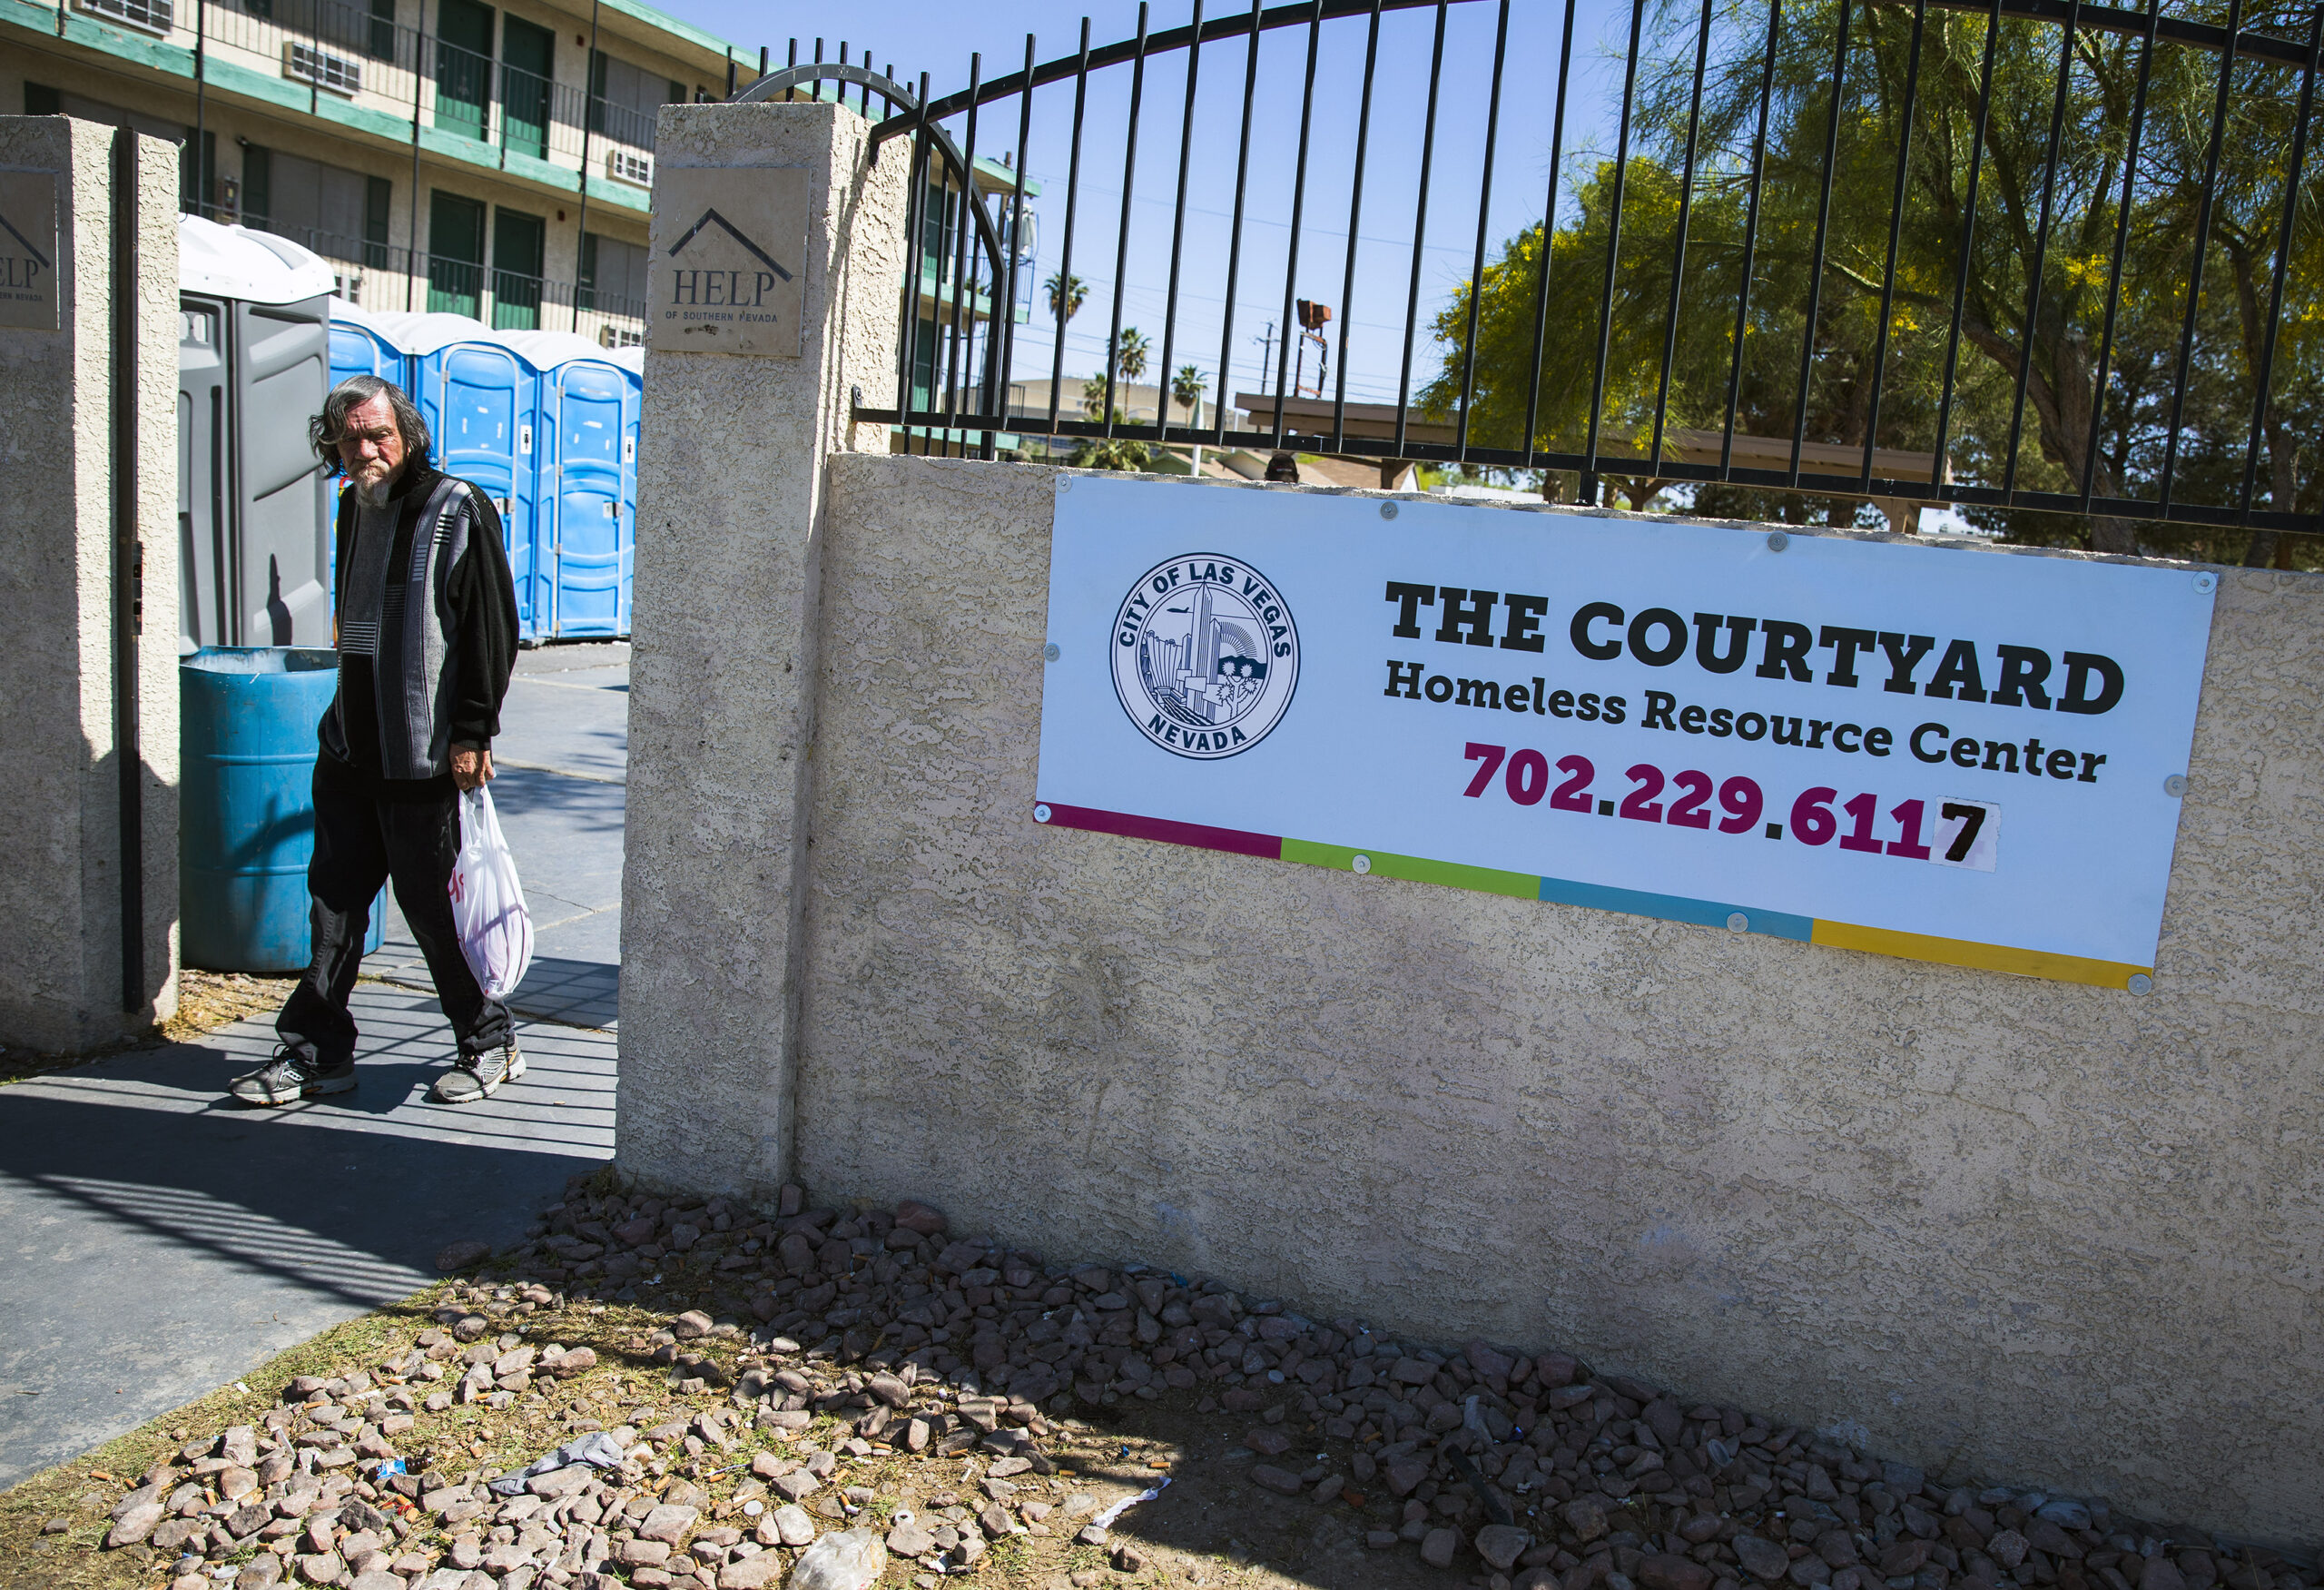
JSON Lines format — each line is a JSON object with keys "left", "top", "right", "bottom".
{"left": 0, "top": 1289, "right": 443, "bottom": 1588}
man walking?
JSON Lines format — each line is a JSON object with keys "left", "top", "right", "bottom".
{"left": 230, "top": 375, "right": 523, "bottom": 1107}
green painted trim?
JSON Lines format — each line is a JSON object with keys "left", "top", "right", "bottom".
{"left": 502, "top": 146, "right": 577, "bottom": 192}
{"left": 419, "top": 122, "right": 497, "bottom": 163}
{"left": 56, "top": 10, "right": 191, "bottom": 71}
{"left": 598, "top": 0, "right": 734, "bottom": 63}
{"left": 200, "top": 52, "right": 316, "bottom": 114}
{"left": 308, "top": 91, "right": 412, "bottom": 144}
{"left": 1280, "top": 839, "right": 1541, "bottom": 901}
{"left": 579, "top": 172, "right": 649, "bottom": 212}
{"left": 971, "top": 155, "right": 1040, "bottom": 198}
{"left": 0, "top": 0, "right": 63, "bottom": 37}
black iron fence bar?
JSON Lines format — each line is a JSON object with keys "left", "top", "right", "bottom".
{"left": 1584, "top": 0, "right": 1650, "bottom": 503}
{"left": 2235, "top": 4, "right": 2322, "bottom": 527}
{"left": 1213, "top": 0, "right": 1265, "bottom": 449}
{"left": 2157, "top": 0, "right": 2245, "bottom": 515}
{"left": 1860, "top": 0, "right": 1926, "bottom": 493}
{"left": 1271, "top": 4, "right": 1325, "bottom": 437}
{"left": 1157, "top": 1, "right": 1206, "bottom": 453}
{"left": 1104, "top": 5, "right": 1152, "bottom": 439}
{"left": 1393, "top": 0, "right": 1452, "bottom": 458}
{"left": 897, "top": 0, "right": 2309, "bottom": 144}
{"left": 2000, "top": 0, "right": 2080, "bottom": 504}
{"left": 1329, "top": 0, "right": 1383, "bottom": 455}
{"left": 1452, "top": 0, "right": 1512, "bottom": 466}
{"left": 945, "top": 52, "right": 983, "bottom": 450}
{"left": 999, "top": 32, "right": 1038, "bottom": 459}
{"left": 1520, "top": 0, "right": 1581, "bottom": 472}
{"left": 2079, "top": 0, "right": 2159, "bottom": 509}
{"left": 1720, "top": 0, "right": 1781, "bottom": 478}
{"left": 1787, "top": 0, "right": 1853, "bottom": 489}
{"left": 897, "top": 74, "right": 931, "bottom": 454}
{"left": 1649, "top": 0, "right": 1715, "bottom": 473}
{"left": 1927, "top": 0, "right": 2004, "bottom": 488}
{"left": 899, "top": 0, "right": 1477, "bottom": 138}
{"left": 1047, "top": 21, "right": 1092, "bottom": 436}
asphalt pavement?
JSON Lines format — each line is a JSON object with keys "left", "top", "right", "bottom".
{"left": 0, "top": 641, "right": 630, "bottom": 1491}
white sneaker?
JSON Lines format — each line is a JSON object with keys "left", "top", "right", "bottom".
{"left": 431, "top": 1041, "right": 524, "bottom": 1104}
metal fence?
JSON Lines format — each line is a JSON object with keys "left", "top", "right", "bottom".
{"left": 753, "top": 0, "right": 2324, "bottom": 553}
{"left": 234, "top": 224, "right": 647, "bottom": 340}
{"left": 75, "top": 0, "right": 663, "bottom": 163}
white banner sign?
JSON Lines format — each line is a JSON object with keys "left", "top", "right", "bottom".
{"left": 1032, "top": 477, "right": 2219, "bottom": 988}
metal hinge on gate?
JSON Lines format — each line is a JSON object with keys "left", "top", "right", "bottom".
{"left": 130, "top": 539, "right": 143, "bottom": 636}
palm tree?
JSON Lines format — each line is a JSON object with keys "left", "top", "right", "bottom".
{"left": 1170, "top": 364, "right": 1207, "bottom": 420}
{"left": 1044, "top": 272, "right": 1087, "bottom": 326}
{"left": 1112, "top": 327, "right": 1150, "bottom": 385}
{"left": 1172, "top": 364, "right": 1210, "bottom": 474}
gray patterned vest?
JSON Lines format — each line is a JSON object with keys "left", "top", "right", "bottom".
{"left": 323, "top": 471, "right": 479, "bottom": 781}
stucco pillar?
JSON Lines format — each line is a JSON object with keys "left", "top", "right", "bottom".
{"left": 0, "top": 116, "right": 181, "bottom": 1053}
{"left": 617, "top": 100, "right": 907, "bottom": 1200}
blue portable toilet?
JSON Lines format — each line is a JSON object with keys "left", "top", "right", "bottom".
{"left": 503, "top": 331, "right": 641, "bottom": 638}
{"left": 373, "top": 313, "right": 546, "bottom": 642}
{"left": 328, "top": 298, "right": 409, "bottom": 392}
{"left": 320, "top": 301, "right": 412, "bottom": 593}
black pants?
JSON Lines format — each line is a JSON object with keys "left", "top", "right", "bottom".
{"left": 277, "top": 766, "right": 513, "bottom": 1067}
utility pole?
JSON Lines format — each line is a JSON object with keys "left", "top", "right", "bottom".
{"left": 1254, "top": 321, "right": 1275, "bottom": 393}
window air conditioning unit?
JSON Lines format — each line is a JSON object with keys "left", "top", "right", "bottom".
{"left": 606, "top": 149, "right": 652, "bottom": 186}
{"left": 284, "top": 40, "right": 362, "bottom": 95}
{"left": 74, "top": 0, "right": 173, "bottom": 35}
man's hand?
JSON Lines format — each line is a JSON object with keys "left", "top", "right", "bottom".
{"left": 451, "top": 746, "right": 494, "bottom": 791}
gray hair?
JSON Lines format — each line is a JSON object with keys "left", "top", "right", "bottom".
{"left": 310, "top": 375, "right": 431, "bottom": 474}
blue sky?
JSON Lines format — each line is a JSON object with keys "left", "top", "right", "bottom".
{"left": 662, "top": 0, "right": 1636, "bottom": 416}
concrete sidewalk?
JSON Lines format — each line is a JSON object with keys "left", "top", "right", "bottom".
{"left": 372, "top": 642, "right": 629, "bottom": 1031}
{"left": 0, "top": 641, "right": 631, "bottom": 1491}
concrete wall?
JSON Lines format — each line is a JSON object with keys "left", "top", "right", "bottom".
{"left": 0, "top": 116, "right": 181, "bottom": 1052}
{"left": 629, "top": 449, "right": 2324, "bottom": 1544}
{"left": 616, "top": 99, "right": 906, "bottom": 1197}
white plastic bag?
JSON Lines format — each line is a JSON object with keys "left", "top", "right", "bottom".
{"left": 450, "top": 785, "right": 533, "bottom": 1001}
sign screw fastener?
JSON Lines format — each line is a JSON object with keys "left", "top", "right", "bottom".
{"left": 1766, "top": 530, "right": 1790, "bottom": 552}
{"left": 1351, "top": 854, "right": 1372, "bottom": 874}
{"left": 2127, "top": 973, "right": 2154, "bottom": 994}
{"left": 1044, "top": 643, "right": 1061, "bottom": 662}
{"left": 1726, "top": 913, "right": 1748, "bottom": 933}
{"left": 1380, "top": 501, "right": 1399, "bottom": 520}
{"left": 1033, "top": 805, "right": 1052, "bottom": 824}
{"left": 2191, "top": 571, "right": 2218, "bottom": 594}
{"left": 2163, "top": 774, "right": 2188, "bottom": 796}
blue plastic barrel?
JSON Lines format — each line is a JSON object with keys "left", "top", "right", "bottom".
{"left": 181, "top": 647, "right": 385, "bottom": 973}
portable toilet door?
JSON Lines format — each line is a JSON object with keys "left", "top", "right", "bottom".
{"left": 545, "top": 357, "right": 636, "bottom": 637}
{"left": 176, "top": 217, "right": 336, "bottom": 653}
{"left": 413, "top": 333, "right": 543, "bottom": 641}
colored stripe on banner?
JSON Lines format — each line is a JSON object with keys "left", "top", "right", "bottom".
{"left": 1810, "top": 920, "right": 2148, "bottom": 989}
{"left": 1035, "top": 802, "right": 1283, "bottom": 861}
{"left": 1034, "top": 804, "right": 2149, "bottom": 987}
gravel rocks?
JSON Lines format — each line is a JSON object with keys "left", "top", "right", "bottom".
{"left": 61, "top": 1172, "right": 2305, "bottom": 1590}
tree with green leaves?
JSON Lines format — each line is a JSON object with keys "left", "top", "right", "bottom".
{"left": 1171, "top": 364, "right": 1209, "bottom": 421}
{"left": 1112, "top": 327, "right": 1151, "bottom": 385}
{"left": 1423, "top": 0, "right": 2320, "bottom": 561}
{"left": 1045, "top": 271, "right": 1088, "bottom": 327}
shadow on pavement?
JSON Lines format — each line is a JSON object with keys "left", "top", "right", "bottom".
{"left": 0, "top": 986, "right": 615, "bottom": 1489}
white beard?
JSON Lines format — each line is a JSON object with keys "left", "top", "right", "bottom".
{"left": 353, "top": 475, "right": 394, "bottom": 509}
